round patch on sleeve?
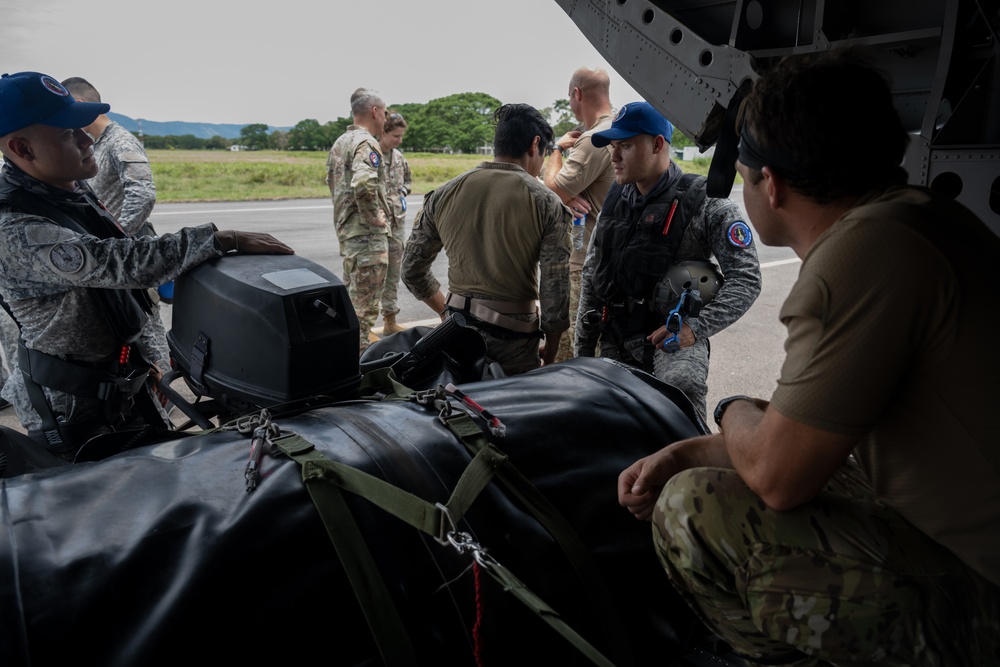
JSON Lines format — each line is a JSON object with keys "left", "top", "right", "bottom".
{"left": 726, "top": 220, "right": 754, "bottom": 248}
{"left": 49, "top": 243, "right": 86, "bottom": 273}
{"left": 369, "top": 151, "right": 381, "bottom": 169}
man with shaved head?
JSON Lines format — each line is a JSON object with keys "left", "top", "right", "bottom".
{"left": 542, "top": 67, "right": 616, "bottom": 362}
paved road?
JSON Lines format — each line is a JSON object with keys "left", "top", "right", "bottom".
{"left": 1, "top": 186, "right": 801, "bottom": 434}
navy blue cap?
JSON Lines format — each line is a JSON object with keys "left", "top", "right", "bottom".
{"left": 591, "top": 102, "right": 674, "bottom": 148}
{"left": 0, "top": 72, "right": 109, "bottom": 136}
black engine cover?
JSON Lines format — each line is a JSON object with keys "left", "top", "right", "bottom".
{"left": 167, "top": 254, "right": 362, "bottom": 408}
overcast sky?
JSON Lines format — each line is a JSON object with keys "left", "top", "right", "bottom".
{"left": 3, "top": 0, "right": 642, "bottom": 127}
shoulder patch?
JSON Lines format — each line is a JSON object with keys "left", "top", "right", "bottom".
{"left": 49, "top": 243, "right": 86, "bottom": 274}
{"left": 369, "top": 151, "right": 381, "bottom": 169}
{"left": 726, "top": 220, "right": 754, "bottom": 248}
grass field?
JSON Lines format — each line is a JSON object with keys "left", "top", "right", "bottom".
{"left": 147, "top": 149, "right": 716, "bottom": 203}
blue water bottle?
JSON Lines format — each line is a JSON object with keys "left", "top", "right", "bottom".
{"left": 572, "top": 214, "right": 586, "bottom": 250}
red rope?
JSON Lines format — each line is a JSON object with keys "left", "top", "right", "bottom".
{"left": 472, "top": 561, "right": 485, "bottom": 667}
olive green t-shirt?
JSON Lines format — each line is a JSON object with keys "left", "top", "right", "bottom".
{"left": 771, "top": 186, "right": 1000, "bottom": 587}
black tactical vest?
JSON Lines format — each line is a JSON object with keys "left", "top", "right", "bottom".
{"left": 591, "top": 172, "right": 707, "bottom": 308}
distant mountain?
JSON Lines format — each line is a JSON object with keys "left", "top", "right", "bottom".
{"left": 108, "top": 112, "right": 290, "bottom": 140}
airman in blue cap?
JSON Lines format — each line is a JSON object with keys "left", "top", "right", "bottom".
{"left": 0, "top": 71, "right": 292, "bottom": 458}
{"left": 576, "top": 100, "right": 762, "bottom": 421}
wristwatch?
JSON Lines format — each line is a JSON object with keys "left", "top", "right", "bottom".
{"left": 713, "top": 395, "right": 753, "bottom": 428}
{"left": 552, "top": 144, "right": 566, "bottom": 155}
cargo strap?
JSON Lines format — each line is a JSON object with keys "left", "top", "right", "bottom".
{"left": 274, "top": 409, "right": 624, "bottom": 667}
{"left": 366, "top": 367, "right": 631, "bottom": 665}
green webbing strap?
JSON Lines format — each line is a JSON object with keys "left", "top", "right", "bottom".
{"left": 478, "top": 552, "right": 616, "bottom": 667}
{"left": 279, "top": 433, "right": 507, "bottom": 539}
{"left": 439, "top": 412, "right": 635, "bottom": 667}
{"left": 275, "top": 433, "right": 508, "bottom": 666}
{"left": 277, "top": 434, "right": 417, "bottom": 666}
{"left": 274, "top": 431, "right": 619, "bottom": 667}
{"left": 357, "top": 366, "right": 413, "bottom": 401}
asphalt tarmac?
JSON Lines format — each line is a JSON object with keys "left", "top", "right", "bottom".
{"left": 0, "top": 186, "right": 801, "bottom": 435}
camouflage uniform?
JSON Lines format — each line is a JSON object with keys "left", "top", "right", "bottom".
{"left": 89, "top": 121, "right": 157, "bottom": 238}
{"left": 654, "top": 462, "right": 1000, "bottom": 666}
{"left": 381, "top": 147, "right": 412, "bottom": 319}
{"left": 402, "top": 162, "right": 571, "bottom": 375}
{"left": 0, "top": 162, "right": 222, "bottom": 441}
{"left": 549, "top": 112, "right": 614, "bottom": 363}
{"left": 576, "top": 163, "right": 761, "bottom": 420}
{"left": 326, "top": 126, "right": 392, "bottom": 351}
{"left": 0, "top": 308, "right": 17, "bottom": 393}
{"left": 87, "top": 121, "right": 170, "bottom": 371}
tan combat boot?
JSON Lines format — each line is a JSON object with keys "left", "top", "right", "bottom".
{"left": 382, "top": 313, "right": 405, "bottom": 335}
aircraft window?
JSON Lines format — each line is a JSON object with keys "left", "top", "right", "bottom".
{"left": 990, "top": 176, "right": 1000, "bottom": 215}
{"left": 930, "top": 172, "right": 962, "bottom": 200}
{"left": 643, "top": 9, "right": 655, "bottom": 24}
{"left": 671, "top": 28, "right": 683, "bottom": 45}
{"left": 745, "top": 0, "right": 764, "bottom": 30}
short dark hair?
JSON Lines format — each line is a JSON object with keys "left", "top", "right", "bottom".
{"left": 61, "top": 77, "right": 101, "bottom": 103}
{"left": 737, "top": 47, "right": 909, "bottom": 203}
{"left": 492, "top": 103, "right": 553, "bottom": 158}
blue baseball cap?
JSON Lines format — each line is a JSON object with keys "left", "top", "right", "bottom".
{"left": 591, "top": 102, "right": 674, "bottom": 148}
{"left": 0, "top": 72, "right": 109, "bottom": 136}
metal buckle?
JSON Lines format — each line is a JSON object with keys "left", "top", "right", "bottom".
{"left": 434, "top": 501, "right": 456, "bottom": 546}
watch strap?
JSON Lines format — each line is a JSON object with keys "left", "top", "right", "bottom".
{"left": 713, "top": 394, "right": 753, "bottom": 427}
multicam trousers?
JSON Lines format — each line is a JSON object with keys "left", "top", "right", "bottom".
{"left": 380, "top": 221, "right": 405, "bottom": 318}
{"left": 553, "top": 267, "right": 582, "bottom": 364}
{"left": 341, "top": 233, "right": 389, "bottom": 351}
{"left": 653, "top": 461, "right": 1000, "bottom": 666}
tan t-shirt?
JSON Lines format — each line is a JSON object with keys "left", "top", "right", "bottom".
{"left": 770, "top": 186, "right": 1000, "bottom": 586}
{"left": 552, "top": 113, "right": 615, "bottom": 270}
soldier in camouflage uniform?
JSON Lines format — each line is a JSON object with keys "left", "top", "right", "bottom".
{"left": 577, "top": 102, "right": 762, "bottom": 422}
{"left": 326, "top": 88, "right": 392, "bottom": 353}
{"left": 378, "top": 110, "right": 412, "bottom": 335}
{"left": 402, "top": 104, "right": 570, "bottom": 375}
{"left": 0, "top": 71, "right": 292, "bottom": 457}
{"left": 62, "top": 77, "right": 171, "bottom": 377}
{"left": 618, "top": 51, "right": 1000, "bottom": 665}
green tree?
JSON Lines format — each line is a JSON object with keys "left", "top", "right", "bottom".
{"left": 669, "top": 128, "right": 693, "bottom": 148}
{"left": 288, "top": 119, "right": 327, "bottom": 151}
{"left": 404, "top": 92, "right": 500, "bottom": 153}
{"left": 173, "top": 134, "right": 205, "bottom": 150}
{"left": 205, "top": 135, "right": 230, "bottom": 150}
{"left": 321, "top": 117, "right": 353, "bottom": 149}
{"left": 270, "top": 130, "right": 289, "bottom": 151}
{"left": 550, "top": 98, "right": 577, "bottom": 136}
{"left": 143, "top": 135, "right": 167, "bottom": 149}
{"left": 239, "top": 123, "right": 271, "bottom": 150}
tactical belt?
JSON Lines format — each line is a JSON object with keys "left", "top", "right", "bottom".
{"left": 17, "top": 343, "right": 148, "bottom": 401}
{"left": 445, "top": 293, "right": 539, "bottom": 334}
{"left": 18, "top": 342, "right": 150, "bottom": 452}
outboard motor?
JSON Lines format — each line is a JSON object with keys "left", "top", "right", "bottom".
{"left": 164, "top": 254, "right": 362, "bottom": 422}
